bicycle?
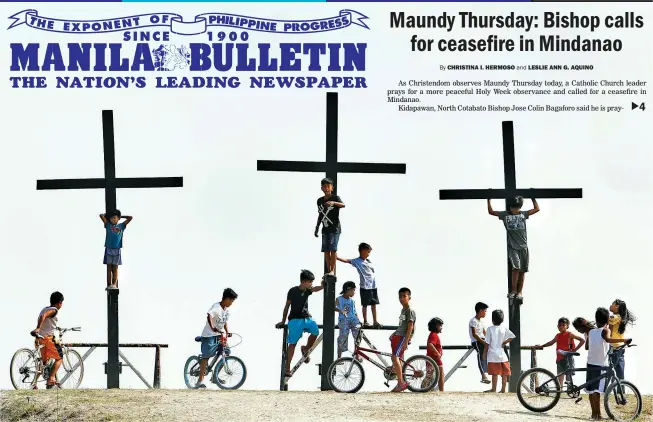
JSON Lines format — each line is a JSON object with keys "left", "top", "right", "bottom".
{"left": 10, "top": 327, "right": 84, "bottom": 390}
{"left": 183, "top": 333, "right": 247, "bottom": 390}
{"left": 327, "top": 327, "right": 438, "bottom": 393}
{"left": 517, "top": 343, "right": 642, "bottom": 421}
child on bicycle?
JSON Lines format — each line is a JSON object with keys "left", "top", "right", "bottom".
{"left": 584, "top": 307, "right": 632, "bottom": 420}
{"left": 30, "top": 291, "right": 64, "bottom": 389}
{"left": 487, "top": 196, "right": 539, "bottom": 300}
{"left": 483, "top": 309, "right": 515, "bottom": 393}
{"left": 196, "top": 288, "right": 238, "bottom": 389}
{"left": 277, "top": 270, "right": 324, "bottom": 377}
{"left": 100, "top": 210, "right": 133, "bottom": 290}
{"left": 535, "top": 317, "right": 585, "bottom": 387}
{"left": 389, "top": 287, "right": 415, "bottom": 392}
{"left": 608, "top": 299, "right": 636, "bottom": 384}
{"left": 337, "top": 242, "right": 382, "bottom": 328}
{"left": 426, "top": 317, "right": 445, "bottom": 392}
{"left": 335, "top": 281, "right": 362, "bottom": 360}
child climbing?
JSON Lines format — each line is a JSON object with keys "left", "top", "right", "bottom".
{"left": 100, "top": 210, "right": 133, "bottom": 289}
{"left": 487, "top": 195, "right": 539, "bottom": 300}
{"left": 337, "top": 242, "right": 382, "bottom": 327}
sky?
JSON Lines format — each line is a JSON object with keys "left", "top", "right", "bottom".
{"left": 0, "top": 2, "right": 651, "bottom": 395}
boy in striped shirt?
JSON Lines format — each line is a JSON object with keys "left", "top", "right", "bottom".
{"left": 337, "top": 242, "right": 382, "bottom": 328}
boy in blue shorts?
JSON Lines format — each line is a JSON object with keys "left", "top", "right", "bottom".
{"left": 196, "top": 288, "right": 238, "bottom": 389}
{"left": 277, "top": 269, "right": 324, "bottom": 377}
{"left": 100, "top": 210, "right": 133, "bottom": 290}
{"left": 314, "top": 178, "right": 345, "bottom": 276}
{"left": 337, "top": 242, "right": 382, "bottom": 328}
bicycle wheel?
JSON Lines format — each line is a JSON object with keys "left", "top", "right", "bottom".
{"left": 10, "top": 348, "right": 39, "bottom": 390}
{"left": 403, "top": 355, "right": 438, "bottom": 392}
{"left": 213, "top": 356, "right": 247, "bottom": 390}
{"left": 183, "top": 356, "right": 203, "bottom": 389}
{"left": 604, "top": 380, "right": 642, "bottom": 421}
{"left": 517, "top": 367, "right": 561, "bottom": 413}
{"left": 58, "top": 349, "right": 84, "bottom": 389}
{"left": 327, "top": 357, "right": 365, "bottom": 393}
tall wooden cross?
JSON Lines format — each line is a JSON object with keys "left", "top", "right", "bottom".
{"left": 257, "top": 92, "right": 407, "bottom": 390}
{"left": 36, "top": 110, "right": 183, "bottom": 388}
{"left": 439, "top": 121, "right": 583, "bottom": 392}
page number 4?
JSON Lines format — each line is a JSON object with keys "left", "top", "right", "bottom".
{"left": 631, "top": 102, "right": 645, "bottom": 111}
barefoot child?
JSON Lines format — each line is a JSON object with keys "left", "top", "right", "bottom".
{"left": 335, "top": 281, "right": 361, "bottom": 359}
{"left": 337, "top": 242, "right": 382, "bottom": 327}
{"left": 196, "top": 288, "right": 238, "bottom": 389}
{"left": 608, "top": 299, "right": 636, "bottom": 384}
{"left": 30, "top": 292, "right": 64, "bottom": 389}
{"left": 277, "top": 270, "right": 324, "bottom": 378}
{"left": 314, "top": 178, "right": 345, "bottom": 276}
{"left": 100, "top": 210, "right": 133, "bottom": 289}
{"left": 470, "top": 302, "right": 491, "bottom": 384}
{"left": 535, "top": 317, "right": 585, "bottom": 386}
{"left": 583, "top": 308, "right": 632, "bottom": 420}
{"left": 483, "top": 309, "right": 515, "bottom": 393}
{"left": 487, "top": 196, "right": 539, "bottom": 299}
{"left": 389, "top": 287, "right": 415, "bottom": 392}
{"left": 426, "top": 317, "right": 445, "bottom": 392}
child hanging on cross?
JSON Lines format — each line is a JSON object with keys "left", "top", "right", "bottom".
{"left": 314, "top": 178, "right": 345, "bottom": 276}
{"left": 100, "top": 210, "right": 133, "bottom": 289}
{"left": 487, "top": 195, "right": 539, "bottom": 299}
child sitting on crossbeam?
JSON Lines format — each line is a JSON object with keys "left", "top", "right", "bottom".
{"left": 276, "top": 270, "right": 324, "bottom": 378}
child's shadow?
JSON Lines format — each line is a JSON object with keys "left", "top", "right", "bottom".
{"left": 495, "top": 409, "right": 588, "bottom": 421}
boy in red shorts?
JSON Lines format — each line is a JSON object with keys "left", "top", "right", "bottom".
{"left": 426, "top": 317, "right": 445, "bottom": 392}
{"left": 389, "top": 287, "right": 415, "bottom": 392}
{"left": 483, "top": 309, "right": 515, "bottom": 393}
{"left": 30, "top": 291, "right": 64, "bottom": 389}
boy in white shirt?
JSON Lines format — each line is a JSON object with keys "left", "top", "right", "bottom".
{"left": 585, "top": 307, "right": 632, "bottom": 420}
{"left": 483, "top": 309, "right": 516, "bottom": 393}
{"left": 196, "top": 288, "right": 238, "bottom": 389}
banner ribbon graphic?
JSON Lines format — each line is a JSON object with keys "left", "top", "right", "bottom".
{"left": 7, "top": 9, "right": 370, "bottom": 35}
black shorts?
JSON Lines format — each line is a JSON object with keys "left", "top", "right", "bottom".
{"left": 585, "top": 364, "right": 606, "bottom": 393}
{"left": 360, "top": 288, "right": 379, "bottom": 306}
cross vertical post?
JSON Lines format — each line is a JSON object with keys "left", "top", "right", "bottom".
{"left": 36, "top": 110, "right": 183, "bottom": 389}
{"left": 320, "top": 92, "right": 338, "bottom": 391}
{"left": 439, "top": 121, "right": 582, "bottom": 392}
{"left": 103, "top": 111, "right": 120, "bottom": 388}
{"left": 257, "top": 92, "right": 407, "bottom": 390}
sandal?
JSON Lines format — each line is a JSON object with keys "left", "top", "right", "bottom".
{"left": 362, "top": 322, "right": 372, "bottom": 328}
{"left": 391, "top": 382, "right": 408, "bottom": 392}
{"left": 373, "top": 322, "right": 384, "bottom": 329}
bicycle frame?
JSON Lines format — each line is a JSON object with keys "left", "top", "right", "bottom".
{"left": 353, "top": 330, "right": 397, "bottom": 372}
{"left": 533, "top": 349, "right": 625, "bottom": 397}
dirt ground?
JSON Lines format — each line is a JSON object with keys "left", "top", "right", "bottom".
{"left": 1, "top": 389, "right": 651, "bottom": 422}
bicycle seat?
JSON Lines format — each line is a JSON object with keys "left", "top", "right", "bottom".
{"left": 195, "top": 336, "right": 202, "bottom": 342}
{"left": 559, "top": 351, "right": 580, "bottom": 356}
